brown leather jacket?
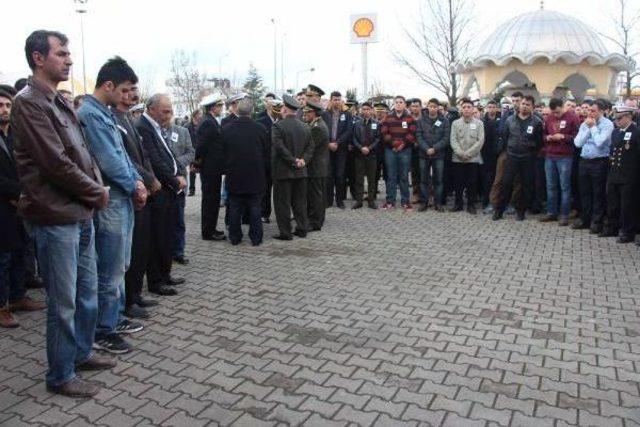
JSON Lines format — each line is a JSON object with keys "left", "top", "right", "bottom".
{"left": 10, "top": 77, "right": 105, "bottom": 225}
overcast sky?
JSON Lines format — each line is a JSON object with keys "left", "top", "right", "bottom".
{"left": 1, "top": 0, "right": 626, "bottom": 101}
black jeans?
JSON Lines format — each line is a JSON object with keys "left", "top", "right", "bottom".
{"left": 498, "top": 156, "right": 535, "bottom": 213}
{"left": 578, "top": 158, "right": 608, "bottom": 227}
{"left": 606, "top": 181, "right": 637, "bottom": 237}
{"left": 147, "top": 189, "right": 176, "bottom": 289}
{"left": 453, "top": 163, "right": 479, "bottom": 208}
{"left": 189, "top": 169, "right": 197, "bottom": 193}
{"left": 480, "top": 160, "right": 496, "bottom": 208}
{"left": 354, "top": 154, "right": 378, "bottom": 203}
{"left": 532, "top": 157, "right": 546, "bottom": 213}
{"left": 228, "top": 193, "right": 263, "bottom": 245}
{"left": 201, "top": 173, "right": 222, "bottom": 237}
{"left": 262, "top": 175, "right": 272, "bottom": 220}
{"left": 326, "top": 150, "right": 347, "bottom": 206}
{"left": 125, "top": 204, "right": 150, "bottom": 306}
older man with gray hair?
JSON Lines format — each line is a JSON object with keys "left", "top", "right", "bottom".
{"left": 222, "top": 98, "right": 268, "bottom": 245}
{"left": 135, "top": 94, "right": 187, "bottom": 296}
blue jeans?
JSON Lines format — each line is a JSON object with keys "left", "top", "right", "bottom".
{"left": 419, "top": 157, "right": 444, "bottom": 205}
{"left": 93, "top": 196, "right": 134, "bottom": 340}
{"left": 30, "top": 219, "right": 98, "bottom": 387}
{"left": 0, "top": 248, "right": 26, "bottom": 306}
{"left": 173, "top": 193, "right": 186, "bottom": 258}
{"left": 384, "top": 148, "right": 411, "bottom": 205}
{"left": 545, "top": 157, "right": 572, "bottom": 217}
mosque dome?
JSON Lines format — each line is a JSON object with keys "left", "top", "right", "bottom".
{"left": 459, "top": 9, "right": 627, "bottom": 71}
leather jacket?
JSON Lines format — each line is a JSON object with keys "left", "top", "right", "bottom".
{"left": 10, "top": 76, "right": 105, "bottom": 225}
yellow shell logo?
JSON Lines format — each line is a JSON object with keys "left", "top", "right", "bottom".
{"left": 353, "top": 17, "right": 374, "bottom": 38}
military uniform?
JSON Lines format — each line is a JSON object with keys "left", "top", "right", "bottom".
{"left": 272, "top": 95, "right": 314, "bottom": 239}
{"left": 603, "top": 115, "right": 640, "bottom": 241}
{"left": 304, "top": 100, "right": 330, "bottom": 230}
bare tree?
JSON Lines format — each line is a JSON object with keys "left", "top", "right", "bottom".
{"left": 165, "top": 50, "right": 211, "bottom": 114}
{"left": 599, "top": 0, "right": 640, "bottom": 98}
{"left": 394, "top": 0, "right": 473, "bottom": 105}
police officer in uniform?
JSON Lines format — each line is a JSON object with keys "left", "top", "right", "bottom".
{"left": 303, "top": 99, "right": 330, "bottom": 231}
{"left": 272, "top": 94, "right": 314, "bottom": 240}
{"left": 601, "top": 106, "right": 640, "bottom": 243}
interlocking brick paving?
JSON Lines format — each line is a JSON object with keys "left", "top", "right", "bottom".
{"left": 2, "top": 191, "right": 640, "bottom": 426}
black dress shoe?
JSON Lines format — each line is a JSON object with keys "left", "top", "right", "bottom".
{"left": 590, "top": 225, "right": 602, "bottom": 234}
{"left": 24, "top": 276, "right": 44, "bottom": 289}
{"left": 293, "top": 230, "right": 307, "bottom": 238}
{"left": 188, "top": 190, "right": 195, "bottom": 196}
{"left": 135, "top": 296, "right": 158, "bottom": 308}
{"left": 124, "top": 304, "right": 149, "bottom": 319}
{"left": 492, "top": 211, "right": 503, "bottom": 221}
{"left": 598, "top": 229, "right": 617, "bottom": 238}
{"left": 337, "top": 202, "right": 346, "bottom": 209}
{"left": 309, "top": 226, "right": 321, "bottom": 232}
{"left": 149, "top": 285, "right": 177, "bottom": 296}
{"left": 273, "top": 234, "right": 293, "bottom": 241}
{"left": 572, "top": 220, "right": 589, "bottom": 230}
{"left": 173, "top": 256, "right": 189, "bottom": 265}
{"left": 167, "top": 277, "right": 185, "bottom": 286}
{"left": 213, "top": 230, "right": 225, "bottom": 236}
{"left": 203, "top": 233, "right": 226, "bottom": 241}
{"left": 418, "top": 204, "right": 428, "bottom": 212}
{"left": 617, "top": 235, "right": 634, "bottom": 244}
{"left": 351, "top": 202, "right": 363, "bottom": 209}
{"left": 467, "top": 205, "right": 477, "bottom": 215}
{"left": 449, "top": 205, "right": 463, "bottom": 212}
{"left": 516, "top": 211, "right": 525, "bottom": 221}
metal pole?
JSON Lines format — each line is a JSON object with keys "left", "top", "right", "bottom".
{"left": 361, "top": 43, "right": 368, "bottom": 101}
{"left": 80, "top": 11, "right": 87, "bottom": 94}
{"left": 271, "top": 19, "right": 277, "bottom": 94}
{"left": 280, "top": 32, "right": 285, "bottom": 94}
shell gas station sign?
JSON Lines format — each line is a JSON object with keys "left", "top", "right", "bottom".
{"left": 350, "top": 14, "right": 378, "bottom": 44}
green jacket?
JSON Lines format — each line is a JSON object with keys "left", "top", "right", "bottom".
{"left": 271, "top": 115, "right": 313, "bottom": 180}
{"left": 307, "top": 118, "right": 329, "bottom": 178}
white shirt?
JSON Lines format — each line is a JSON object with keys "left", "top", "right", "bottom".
{"left": 144, "top": 112, "right": 178, "bottom": 175}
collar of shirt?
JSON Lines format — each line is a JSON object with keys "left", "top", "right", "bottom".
{"left": 83, "top": 94, "right": 114, "bottom": 119}
{"left": 144, "top": 112, "right": 165, "bottom": 141}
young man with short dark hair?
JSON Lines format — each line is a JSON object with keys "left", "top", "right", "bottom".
{"left": 381, "top": 95, "right": 417, "bottom": 211}
{"left": 572, "top": 99, "right": 614, "bottom": 233}
{"left": 352, "top": 102, "right": 381, "bottom": 209}
{"left": 78, "top": 57, "right": 147, "bottom": 354}
{"left": 540, "top": 97, "right": 580, "bottom": 225}
{"left": 325, "top": 91, "right": 353, "bottom": 209}
{"left": 450, "top": 98, "right": 484, "bottom": 213}
{"left": 416, "top": 98, "right": 450, "bottom": 211}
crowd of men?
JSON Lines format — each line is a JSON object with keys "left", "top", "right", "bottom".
{"left": 1, "top": 29, "right": 639, "bottom": 398}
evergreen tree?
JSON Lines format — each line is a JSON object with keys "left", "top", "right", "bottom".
{"left": 243, "top": 63, "right": 266, "bottom": 115}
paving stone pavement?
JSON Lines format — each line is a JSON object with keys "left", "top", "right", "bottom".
{"left": 2, "top": 190, "right": 640, "bottom": 426}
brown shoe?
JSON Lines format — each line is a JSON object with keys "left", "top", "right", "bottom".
{"left": 76, "top": 353, "right": 117, "bottom": 371}
{"left": 0, "top": 308, "right": 18, "bottom": 328}
{"left": 8, "top": 296, "right": 46, "bottom": 312}
{"left": 538, "top": 214, "right": 557, "bottom": 223}
{"left": 46, "top": 377, "right": 100, "bottom": 398}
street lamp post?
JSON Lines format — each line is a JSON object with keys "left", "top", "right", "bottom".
{"left": 270, "top": 19, "right": 277, "bottom": 94}
{"left": 295, "top": 67, "right": 315, "bottom": 92}
{"left": 74, "top": 0, "right": 88, "bottom": 94}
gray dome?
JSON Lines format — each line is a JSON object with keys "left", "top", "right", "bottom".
{"left": 458, "top": 9, "right": 627, "bottom": 71}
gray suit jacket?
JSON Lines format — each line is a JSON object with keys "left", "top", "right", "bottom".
{"left": 166, "top": 125, "right": 195, "bottom": 174}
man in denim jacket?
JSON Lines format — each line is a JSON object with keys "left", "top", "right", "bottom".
{"left": 78, "top": 57, "right": 147, "bottom": 355}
